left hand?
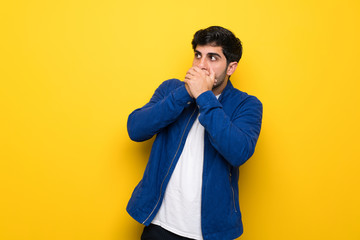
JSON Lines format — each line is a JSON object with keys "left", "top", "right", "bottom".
{"left": 184, "top": 66, "right": 216, "bottom": 99}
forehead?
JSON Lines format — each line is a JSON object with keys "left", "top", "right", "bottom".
{"left": 195, "top": 45, "right": 224, "bottom": 57}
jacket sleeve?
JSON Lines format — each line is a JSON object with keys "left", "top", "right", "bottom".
{"left": 127, "top": 79, "right": 194, "bottom": 142}
{"left": 197, "top": 91, "right": 263, "bottom": 167}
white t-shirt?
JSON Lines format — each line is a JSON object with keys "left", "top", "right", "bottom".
{"left": 152, "top": 114, "right": 205, "bottom": 239}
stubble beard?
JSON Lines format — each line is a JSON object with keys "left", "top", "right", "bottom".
{"left": 212, "top": 70, "right": 228, "bottom": 91}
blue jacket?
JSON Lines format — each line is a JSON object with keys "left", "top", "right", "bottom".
{"left": 127, "top": 79, "right": 263, "bottom": 240}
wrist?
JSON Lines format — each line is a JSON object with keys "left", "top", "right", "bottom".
{"left": 184, "top": 84, "right": 194, "bottom": 98}
{"left": 193, "top": 89, "right": 208, "bottom": 99}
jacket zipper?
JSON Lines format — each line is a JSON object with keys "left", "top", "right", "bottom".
{"left": 229, "top": 170, "right": 238, "bottom": 213}
{"left": 142, "top": 108, "right": 197, "bottom": 224}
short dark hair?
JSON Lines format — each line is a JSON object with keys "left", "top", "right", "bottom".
{"left": 191, "top": 26, "right": 243, "bottom": 64}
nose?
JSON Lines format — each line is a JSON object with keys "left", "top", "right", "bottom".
{"left": 197, "top": 57, "right": 208, "bottom": 71}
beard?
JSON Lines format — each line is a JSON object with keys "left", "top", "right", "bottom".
{"left": 212, "top": 70, "right": 228, "bottom": 90}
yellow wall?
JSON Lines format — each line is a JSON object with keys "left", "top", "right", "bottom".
{"left": 1, "top": 0, "right": 359, "bottom": 239}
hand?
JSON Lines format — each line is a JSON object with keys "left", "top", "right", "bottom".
{"left": 184, "top": 67, "right": 216, "bottom": 99}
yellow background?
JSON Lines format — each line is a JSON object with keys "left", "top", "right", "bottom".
{"left": 1, "top": 0, "right": 359, "bottom": 239}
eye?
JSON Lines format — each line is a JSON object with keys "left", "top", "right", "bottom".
{"left": 195, "top": 52, "right": 201, "bottom": 58}
{"left": 210, "top": 55, "right": 217, "bottom": 61}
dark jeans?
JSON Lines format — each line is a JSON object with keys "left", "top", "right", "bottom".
{"left": 141, "top": 224, "right": 195, "bottom": 240}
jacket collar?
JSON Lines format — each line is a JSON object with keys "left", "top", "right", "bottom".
{"left": 218, "top": 80, "right": 234, "bottom": 102}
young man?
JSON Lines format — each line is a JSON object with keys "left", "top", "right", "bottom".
{"left": 127, "top": 26, "right": 263, "bottom": 240}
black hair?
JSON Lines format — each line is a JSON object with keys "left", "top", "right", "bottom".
{"left": 191, "top": 26, "right": 243, "bottom": 64}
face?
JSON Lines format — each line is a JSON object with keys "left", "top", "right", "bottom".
{"left": 192, "top": 44, "right": 237, "bottom": 91}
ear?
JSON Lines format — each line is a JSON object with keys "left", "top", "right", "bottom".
{"left": 226, "top": 62, "right": 238, "bottom": 76}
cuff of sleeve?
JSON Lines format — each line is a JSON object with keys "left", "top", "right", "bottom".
{"left": 172, "top": 84, "right": 194, "bottom": 106}
{"left": 196, "top": 91, "right": 222, "bottom": 111}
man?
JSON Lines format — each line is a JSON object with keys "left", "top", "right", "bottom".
{"left": 127, "top": 26, "right": 263, "bottom": 240}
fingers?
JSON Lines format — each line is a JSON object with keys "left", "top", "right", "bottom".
{"left": 194, "top": 66, "right": 210, "bottom": 76}
{"left": 186, "top": 67, "right": 209, "bottom": 79}
{"left": 208, "top": 68, "right": 217, "bottom": 85}
{"left": 185, "top": 66, "right": 215, "bottom": 88}
{"left": 209, "top": 67, "right": 215, "bottom": 80}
